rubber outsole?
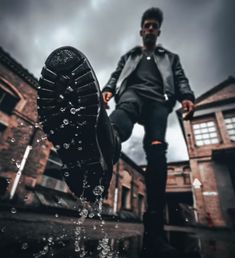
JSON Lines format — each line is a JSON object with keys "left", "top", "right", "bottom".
{"left": 37, "top": 46, "right": 107, "bottom": 201}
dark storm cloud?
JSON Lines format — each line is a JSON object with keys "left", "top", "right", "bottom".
{"left": 212, "top": 1, "right": 235, "bottom": 79}
{"left": 0, "top": 0, "right": 234, "bottom": 164}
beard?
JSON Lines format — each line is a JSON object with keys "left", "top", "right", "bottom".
{"left": 143, "top": 34, "right": 157, "bottom": 46}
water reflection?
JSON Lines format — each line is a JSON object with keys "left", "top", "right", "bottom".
{"left": 2, "top": 228, "right": 235, "bottom": 258}
{"left": 1, "top": 235, "right": 142, "bottom": 258}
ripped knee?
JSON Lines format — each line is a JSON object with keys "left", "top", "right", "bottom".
{"left": 151, "top": 140, "right": 163, "bottom": 145}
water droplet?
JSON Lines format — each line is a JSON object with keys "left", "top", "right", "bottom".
{"left": 63, "top": 143, "right": 70, "bottom": 149}
{"left": 1, "top": 226, "right": 6, "bottom": 233}
{"left": 55, "top": 145, "right": 61, "bottom": 150}
{"left": 11, "top": 138, "right": 15, "bottom": 143}
{"left": 59, "top": 94, "right": 64, "bottom": 100}
{"left": 48, "top": 236, "right": 53, "bottom": 243}
{"left": 93, "top": 225, "right": 97, "bottom": 230}
{"left": 67, "top": 86, "right": 73, "bottom": 92}
{"left": 115, "top": 223, "right": 119, "bottom": 229}
{"left": 78, "top": 147, "right": 82, "bottom": 151}
{"left": 55, "top": 213, "right": 59, "bottom": 218}
{"left": 63, "top": 119, "right": 69, "bottom": 125}
{"left": 93, "top": 185, "right": 104, "bottom": 196}
{"left": 75, "top": 244, "right": 80, "bottom": 252}
{"left": 70, "top": 108, "right": 76, "bottom": 114}
{"left": 43, "top": 245, "right": 49, "bottom": 254}
{"left": 79, "top": 209, "right": 88, "bottom": 218}
{"left": 50, "top": 130, "right": 54, "bottom": 135}
{"left": 64, "top": 171, "right": 70, "bottom": 177}
{"left": 21, "top": 242, "right": 28, "bottom": 250}
{"left": 41, "top": 136, "right": 47, "bottom": 141}
{"left": 10, "top": 207, "right": 17, "bottom": 214}
{"left": 88, "top": 213, "right": 95, "bottom": 218}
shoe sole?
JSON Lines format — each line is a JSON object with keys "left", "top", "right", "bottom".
{"left": 37, "top": 46, "right": 107, "bottom": 201}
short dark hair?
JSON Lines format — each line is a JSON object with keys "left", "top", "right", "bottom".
{"left": 141, "top": 7, "right": 163, "bottom": 28}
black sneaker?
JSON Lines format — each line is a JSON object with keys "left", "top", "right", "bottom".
{"left": 37, "top": 46, "right": 119, "bottom": 201}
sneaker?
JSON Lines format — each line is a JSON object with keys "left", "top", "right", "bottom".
{"left": 37, "top": 46, "right": 119, "bottom": 201}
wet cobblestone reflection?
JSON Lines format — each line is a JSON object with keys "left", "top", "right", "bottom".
{"left": 0, "top": 211, "right": 234, "bottom": 258}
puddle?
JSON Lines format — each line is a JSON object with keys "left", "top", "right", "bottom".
{"left": 0, "top": 235, "right": 142, "bottom": 258}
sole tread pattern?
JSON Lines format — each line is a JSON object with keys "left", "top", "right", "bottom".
{"left": 37, "top": 46, "right": 107, "bottom": 201}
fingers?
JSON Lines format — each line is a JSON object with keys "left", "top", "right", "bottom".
{"left": 102, "top": 92, "right": 113, "bottom": 103}
{"left": 183, "top": 110, "right": 194, "bottom": 120}
{"left": 182, "top": 100, "right": 195, "bottom": 120}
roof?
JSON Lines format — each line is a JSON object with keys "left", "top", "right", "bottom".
{"left": 0, "top": 46, "right": 39, "bottom": 89}
{"left": 120, "top": 152, "right": 144, "bottom": 175}
{"left": 176, "top": 76, "right": 235, "bottom": 141}
{"left": 194, "top": 76, "right": 235, "bottom": 105}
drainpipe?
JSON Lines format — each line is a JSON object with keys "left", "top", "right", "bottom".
{"left": 10, "top": 125, "right": 38, "bottom": 200}
{"left": 113, "top": 160, "right": 120, "bottom": 213}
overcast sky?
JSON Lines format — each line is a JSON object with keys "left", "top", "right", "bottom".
{"left": 1, "top": 0, "right": 234, "bottom": 164}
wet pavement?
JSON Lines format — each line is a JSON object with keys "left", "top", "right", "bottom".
{"left": 0, "top": 209, "right": 234, "bottom": 258}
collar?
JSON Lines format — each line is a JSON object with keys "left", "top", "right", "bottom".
{"left": 129, "top": 45, "right": 166, "bottom": 56}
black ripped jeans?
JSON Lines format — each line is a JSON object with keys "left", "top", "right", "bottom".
{"left": 109, "top": 90, "right": 170, "bottom": 213}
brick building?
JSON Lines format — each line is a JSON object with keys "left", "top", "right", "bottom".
{"left": 1, "top": 46, "right": 234, "bottom": 227}
{"left": 0, "top": 47, "right": 146, "bottom": 218}
{"left": 177, "top": 76, "right": 235, "bottom": 227}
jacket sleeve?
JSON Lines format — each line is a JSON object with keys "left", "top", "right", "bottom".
{"left": 102, "top": 54, "right": 127, "bottom": 94}
{"left": 173, "top": 54, "right": 195, "bottom": 103}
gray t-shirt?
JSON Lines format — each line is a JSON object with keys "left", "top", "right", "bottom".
{"left": 126, "top": 53, "right": 164, "bottom": 102}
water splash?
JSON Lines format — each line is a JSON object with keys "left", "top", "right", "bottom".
{"left": 70, "top": 108, "right": 76, "bottom": 114}
{"left": 93, "top": 185, "right": 104, "bottom": 196}
{"left": 63, "top": 119, "right": 69, "bottom": 125}
{"left": 10, "top": 207, "right": 17, "bottom": 214}
{"left": 21, "top": 242, "right": 29, "bottom": 250}
{"left": 63, "top": 143, "right": 70, "bottom": 149}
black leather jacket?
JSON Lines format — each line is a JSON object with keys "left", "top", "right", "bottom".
{"left": 102, "top": 46, "right": 195, "bottom": 110}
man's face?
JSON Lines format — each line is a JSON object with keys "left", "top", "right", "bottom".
{"left": 140, "top": 19, "right": 161, "bottom": 47}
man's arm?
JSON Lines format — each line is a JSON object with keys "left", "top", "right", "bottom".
{"left": 173, "top": 54, "right": 195, "bottom": 120}
{"left": 102, "top": 54, "right": 127, "bottom": 100}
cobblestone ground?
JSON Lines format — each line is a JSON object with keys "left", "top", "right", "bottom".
{"left": 0, "top": 210, "right": 234, "bottom": 258}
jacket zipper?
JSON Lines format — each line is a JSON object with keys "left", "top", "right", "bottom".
{"left": 164, "top": 93, "right": 168, "bottom": 101}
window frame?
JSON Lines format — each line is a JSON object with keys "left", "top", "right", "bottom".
{"left": 192, "top": 117, "right": 220, "bottom": 147}
{"left": 223, "top": 111, "right": 235, "bottom": 142}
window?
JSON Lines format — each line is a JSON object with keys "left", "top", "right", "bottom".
{"left": 138, "top": 193, "right": 144, "bottom": 216}
{"left": 0, "top": 87, "right": 19, "bottom": 115}
{"left": 0, "top": 122, "right": 7, "bottom": 138}
{"left": 121, "top": 186, "right": 130, "bottom": 209}
{"left": 224, "top": 115, "right": 235, "bottom": 141}
{"left": 44, "top": 148, "right": 63, "bottom": 180}
{"left": 192, "top": 120, "right": 219, "bottom": 146}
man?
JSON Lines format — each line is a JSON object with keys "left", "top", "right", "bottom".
{"left": 37, "top": 7, "right": 194, "bottom": 258}
{"left": 102, "top": 7, "right": 195, "bottom": 257}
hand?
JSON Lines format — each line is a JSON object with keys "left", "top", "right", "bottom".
{"left": 181, "top": 100, "right": 195, "bottom": 120}
{"left": 102, "top": 92, "right": 113, "bottom": 108}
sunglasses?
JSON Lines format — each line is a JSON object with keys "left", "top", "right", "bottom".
{"left": 143, "top": 22, "right": 159, "bottom": 30}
